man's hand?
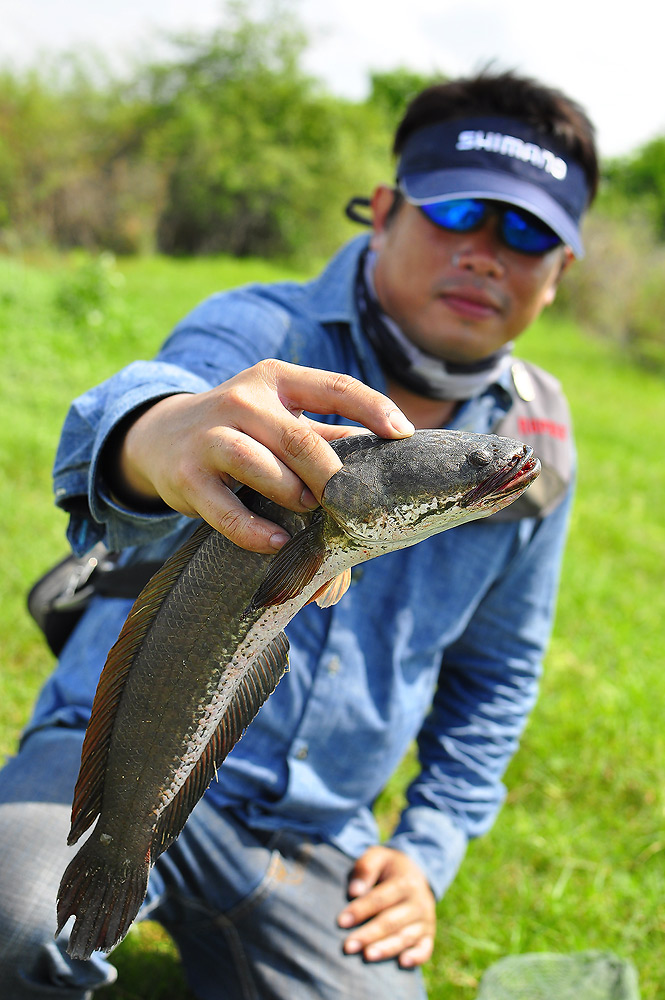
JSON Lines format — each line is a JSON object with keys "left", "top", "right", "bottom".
{"left": 337, "top": 846, "right": 436, "bottom": 968}
{"left": 109, "top": 359, "right": 414, "bottom": 553}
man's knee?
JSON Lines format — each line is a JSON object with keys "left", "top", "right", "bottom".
{"left": 0, "top": 799, "right": 70, "bottom": 964}
{"left": 0, "top": 728, "right": 100, "bottom": 994}
{"left": 0, "top": 797, "right": 118, "bottom": 997}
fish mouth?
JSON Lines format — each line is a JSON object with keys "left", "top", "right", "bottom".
{"left": 462, "top": 445, "right": 541, "bottom": 510}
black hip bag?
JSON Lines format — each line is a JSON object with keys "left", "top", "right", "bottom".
{"left": 26, "top": 543, "right": 162, "bottom": 657}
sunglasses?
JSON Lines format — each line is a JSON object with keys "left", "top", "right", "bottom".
{"left": 414, "top": 197, "right": 562, "bottom": 255}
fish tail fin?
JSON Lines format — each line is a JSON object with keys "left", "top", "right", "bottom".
{"left": 56, "top": 834, "right": 150, "bottom": 960}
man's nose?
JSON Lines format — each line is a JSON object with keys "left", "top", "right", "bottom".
{"left": 452, "top": 222, "right": 506, "bottom": 278}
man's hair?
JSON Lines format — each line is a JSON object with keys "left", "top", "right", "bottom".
{"left": 393, "top": 69, "right": 600, "bottom": 205}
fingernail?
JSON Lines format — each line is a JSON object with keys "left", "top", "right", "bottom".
{"left": 344, "top": 939, "right": 362, "bottom": 954}
{"left": 269, "top": 530, "right": 290, "bottom": 550}
{"left": 348, "top": 878, "right": 367, "bottom": 897}
{"left": 389, "top": 410, "right": 415, "bottom": 436}
{"left": 338, "top": 911, "right": 354, "bottom": 928}
{"left": 300, "top": 487, "right": 319, "bottom": 510}
{"left": 365, "top": 945, "right": 381, "bottom": 961}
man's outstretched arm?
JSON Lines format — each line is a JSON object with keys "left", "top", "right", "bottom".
{"left": 107, "top": 359, "right": 414, "bottom": 553}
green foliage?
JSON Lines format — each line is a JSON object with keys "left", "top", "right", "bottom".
{"left": 603, "top": 137, "right": 665, "bottom": 237}
{"left": 560, "top": 136, "right": 665, "bottom": 367}
{"left": 554, "top": 211, "right": 665, "bottom": 371}
{"left": 0, "top": 55, "right": 163, "bottom": 254}
{"left": 54, "top": 251, "right": 127, "bottom": 329}
{"left": 0, "top": 1, "right": 393, "bottom": 260}
{"left": 368, "top": 67, "right": 446, "bottom": 126}
{"left": 136, "top": 2, "right": 391, "bottom": 259}
{"left": 1, "top": 253, "right": 664, "bottom": 998}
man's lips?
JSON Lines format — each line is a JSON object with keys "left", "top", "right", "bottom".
{"left": 438, "top": 287, "right": 503, "bottom": 320}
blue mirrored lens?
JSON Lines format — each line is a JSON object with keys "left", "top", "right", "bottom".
{"left": 501, "top": 208, "right": 561, "bottom": 253}
{"left": 420, "top": 199, "right": 487, "bottom": 232}
{"left": 418, "top": 198, "right": 561, "bottom": 254}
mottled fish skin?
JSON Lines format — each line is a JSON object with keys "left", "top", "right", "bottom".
{"left": 56, "top": 429, "right": 540, "bottom": 959}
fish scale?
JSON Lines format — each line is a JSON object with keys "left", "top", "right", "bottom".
{"left": 56, "top": 428, "right": 540, "bottom": 960}
{"left": 99, "top": 528, "right": 289, "bottom": 818}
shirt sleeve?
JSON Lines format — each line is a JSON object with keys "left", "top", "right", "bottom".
{"left": 52, "top": 290, "right": 301, "bottom": 554}
{"left": 387, "top": 487, "right": 573, "bottom": 898}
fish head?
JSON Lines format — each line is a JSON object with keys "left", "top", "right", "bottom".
{"left": 321, "top": 429, "right": 540, "bottom": 545}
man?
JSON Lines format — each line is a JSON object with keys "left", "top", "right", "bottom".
{"left": 0, "top": 70, "right": 599, "bottom": 999}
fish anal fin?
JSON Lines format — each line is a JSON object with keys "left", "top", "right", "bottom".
{"left": 68, "top": 522, "right": 213, "bottom": 846}
{"left": 150, "top": 631, "right": 290, "bottom": 860}
{"left": 248, "top": 518, "right": 326, "bottom": 611}
{"left": 307, "top": 568, "right": 352, "bottom": 608}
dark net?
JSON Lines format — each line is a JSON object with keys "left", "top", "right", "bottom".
{"left": 476, "top": 950, "right": 640, "bottom": 1000}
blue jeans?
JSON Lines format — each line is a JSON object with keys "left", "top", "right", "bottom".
{"left": 0, "top": 728, "right": 427, "bottom": 999}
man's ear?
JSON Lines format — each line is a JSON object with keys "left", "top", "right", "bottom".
{"left": 369, "top": 185, "right": 398, "bottom": 251}
{"left": 543, "top": 246, "right": 575, "bottom": 307}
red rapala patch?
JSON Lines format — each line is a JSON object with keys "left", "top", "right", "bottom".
{"left": 518, "top": 417, "right": 568, "bottom": 440}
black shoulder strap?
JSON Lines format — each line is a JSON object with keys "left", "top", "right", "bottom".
{"left": 490, "top": 359, "right": 574, "bottom": 521}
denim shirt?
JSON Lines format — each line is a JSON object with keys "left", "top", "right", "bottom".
{"left": 30, "top": 235, "right": 573, "bottom": 900}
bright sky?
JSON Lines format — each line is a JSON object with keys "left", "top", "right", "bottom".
{"left": 1, "top": 0, "right": 662, "bottom": 159}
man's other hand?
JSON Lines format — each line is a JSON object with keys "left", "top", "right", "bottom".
{"left": 337, "top": 846, "right": 436, "bottom": 968}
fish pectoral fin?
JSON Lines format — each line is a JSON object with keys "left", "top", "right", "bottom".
{"left": 248, "top": 517, "right": 326, "bottom": 611}
{"left": 307, "top": 568, "right": 352, "bottom": 608}
{"left": 150, "top": 631, "right": 290, "bottom": 861}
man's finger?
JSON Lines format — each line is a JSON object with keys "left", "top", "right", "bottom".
{"left": 398, "top": 935, "right": 434, "bottom": 968}
{"left": 339, "top": 881, "right": 402, "bottom": 927}
{"left": 362, "top": 922, "right": 426, "bottom": 962}
{"left": 203, "top": 428, "right": 320, "bottom": 514}
{"left": 261, "top": 360, "right": 415, "bottom": 437}
{"left": 302, "top": 418, "right": 373, "bottom": 443}
{"left": 342, "top": 903, "right": 420, "bottom": 956}
{"left": 194, "top": 485, "right": 292, "bottom": 553}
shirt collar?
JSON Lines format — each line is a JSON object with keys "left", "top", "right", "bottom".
{"left": 302, "top": 234, "right": 371, "bottom": 324}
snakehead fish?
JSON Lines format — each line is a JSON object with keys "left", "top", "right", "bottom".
{"left": 56, "top": 428, "right": 539, "bottom": 959}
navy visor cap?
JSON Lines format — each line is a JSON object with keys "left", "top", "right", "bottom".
{"left": 397, "top": 116, "right": 590, "bottom": 257}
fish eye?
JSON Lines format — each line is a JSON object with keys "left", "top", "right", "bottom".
{"left": 468, "top": 448, "right": 492, "bottom": 467}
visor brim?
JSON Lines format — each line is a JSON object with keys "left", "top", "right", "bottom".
{"left": 400, "top": 168, "right": 584, "bottom": 257}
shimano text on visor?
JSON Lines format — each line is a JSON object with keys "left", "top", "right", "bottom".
{"left": 396, "top": 116, "right": 590, "bottom": 257}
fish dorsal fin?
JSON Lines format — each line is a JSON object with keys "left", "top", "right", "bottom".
{"left": 150, "top": 631, "right": 290, "bottom": 860}
{"left": 308, "top": 568, "right": 352, "bottom": 608}
{"left": 248, "top": 517, "right": 326, "bottom": 611}
{"left": 68, "top": 522, "right": 213, "bottom": 845}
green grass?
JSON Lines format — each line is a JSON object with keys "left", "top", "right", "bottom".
{"left": 1, "top": 251, "right": 663, "bottom": 998}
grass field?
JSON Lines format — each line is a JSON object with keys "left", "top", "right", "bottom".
{"left": 1, "top": 250, "right": 663, "bottom": 999}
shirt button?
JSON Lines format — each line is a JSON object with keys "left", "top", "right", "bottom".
{"left": 295, "top": 744, "right": 309, "bottom": 760}
{"left": 327, "top": 656, "right": 341, "bottom": 675}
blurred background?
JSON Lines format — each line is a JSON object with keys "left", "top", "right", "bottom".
{"left": 1, "top": 0, "right": 665, "bottom": 355}
{"left": 1, "top": 3, "right": 664, "bottom": 999}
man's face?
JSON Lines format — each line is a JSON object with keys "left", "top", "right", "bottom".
{"left": 370, "top": 186, "right": 573, "bottom": 364}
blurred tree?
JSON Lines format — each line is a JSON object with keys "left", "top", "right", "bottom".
{"left": 368, "top": 67, "right": 445, "bottom": 126}
{"left": 140, "top": 0, "right": 391, "bottom": 257}
{"left": 602, "top": 137, "right": 665, "bottom": 238}
{"left": 0, "top": 56, "right": 163, "bottom": 254}
{"left": 0, "top": 0, "right": 437, "bottom": 259}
